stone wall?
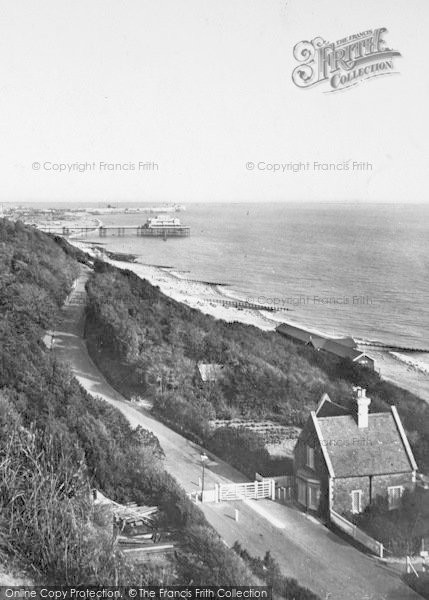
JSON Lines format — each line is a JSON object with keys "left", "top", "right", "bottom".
{"left": 333, "top": 471, "right": 415, "bottom": 514}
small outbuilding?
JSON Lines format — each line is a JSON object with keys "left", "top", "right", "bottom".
{"left": 276, "top": 324, "right": 374, "bottom": 370}
{"left": 310, "top": 337, "right": 375, "bottom": 370}
{"left": 196, "top": 362, "right": 224, "bottom": 384}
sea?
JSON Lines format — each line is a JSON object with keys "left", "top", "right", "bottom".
{"left": 17, "top": 201, "right": 429, "bottom": 375}
{"left": 79, "top": 203, "right": 428, "bottom": 348}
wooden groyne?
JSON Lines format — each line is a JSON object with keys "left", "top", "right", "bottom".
{"left": 209, "top": 298, "right": 291, "bottom": 312}
{"left": 179, "top": 278, "right": 230, "bottom": 286}
{"left": 359, "top": 341, "right": 429, "bottom": 353}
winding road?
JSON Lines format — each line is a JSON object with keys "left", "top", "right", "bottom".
{"left": 53, "top": 268, "right": 422, "bottom": 600}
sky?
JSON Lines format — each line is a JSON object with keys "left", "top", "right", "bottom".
{"left": 0, "top": 0, "right": 428, "bottom": 204}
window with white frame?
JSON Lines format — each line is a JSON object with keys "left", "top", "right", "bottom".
{"left": 388, "top": 486, "right": 404, "bottom": 510}
{"left": 351, "top": 489, "right": 362, "bottom": 514}
{"left": 306, "top": 445, "right": 315, "bottom": 469}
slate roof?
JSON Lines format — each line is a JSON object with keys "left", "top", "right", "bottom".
{"left": 277, "top": 325, "right": 361, "bottom": 354}
{"left": 276, "top": 323, "right": 313, "bottom": 344}
{"left": 276, "top": 324, "right": 373, "bottom": 364}
{"left": 316, "top": 412, "right": 414, "bottom": 477}
{"left": 335, "top": 336, "right": 357, "bottom": 348}
{"left": 316, "top": 394, "right": 350, "bottom": 418}
{"left": 310, "top": 338, "right": 366, "bottom": 361}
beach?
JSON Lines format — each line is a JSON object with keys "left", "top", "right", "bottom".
{"left": 72, "top": 239, "right": 280, "bottom": 330}
{"left": 71, "top": 237, "right": 429, "bottom": 404}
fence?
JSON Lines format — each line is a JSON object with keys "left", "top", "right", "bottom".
{"left": 217, "top": 479, "right": 275, "bottom": 502}
{"left": 255, "top": 473, "right": 294, "bottom": 486}
{"left": 255, "top": 473, "right": 295, "bottom": 503}
{"left": 330, "top": 509, "right": 384, "bottom": 557}
{"left": 188, "top": 479, "right": 275, "bottom": 503}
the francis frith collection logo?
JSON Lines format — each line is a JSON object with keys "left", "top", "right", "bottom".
{"left": 292, "top": 28, "right": 401, "bottom": 92}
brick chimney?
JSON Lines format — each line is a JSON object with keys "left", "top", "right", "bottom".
{"left": 356, "top": 387, "right": 371, "bottom": 428}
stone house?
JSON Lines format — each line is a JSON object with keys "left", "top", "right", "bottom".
{"left": 293, "top": 389, "right": 418, "bottom": 517}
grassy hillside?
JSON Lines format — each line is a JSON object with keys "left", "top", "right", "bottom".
{"left": 84, "top": 260, "right": 429, "bottom": 474}
{"left": 0, "top": 221, "right": 246, "bottom": 585}
{"left": 0, "top": 219, "right": 319, "bottom": 598}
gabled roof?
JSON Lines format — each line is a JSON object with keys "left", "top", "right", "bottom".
{"left": 276, "top": 324, "right": 374, "bottom": 364}
{"left": 277, "top": 324, "right": 367, "bottom": 359}
{"left": 314, "top": 407, "right": 417, "bottom": 477}
{"left": 197, "top": 363, "right": 224, "bottom": 383}
{"left": 310, "top": 338, "right": 367, "bottom": 362}
{"left": 276, "top": 323, "right": 313, "bottom": 344}
{"left": 316, "top": 393, "right": 350, "bottom": 418}
{"left": 311, "top": 412, "right": 335, "bottom": 478}
{"left": 335, "top": 336, "right": 357, "bottom": 348}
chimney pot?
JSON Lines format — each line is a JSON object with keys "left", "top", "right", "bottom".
{"left": 356, "top": 388, "right": 371, "bottom": 428}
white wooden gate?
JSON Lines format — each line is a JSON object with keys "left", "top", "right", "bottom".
{"left": 215, "top": 479, "right": 275, "bottom": 502}
{"left": 188, "top": 479, "right": 275, "bottom": 504}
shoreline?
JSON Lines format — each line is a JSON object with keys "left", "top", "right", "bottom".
{"left": 69, "top": 237, "right": 429, "bottom": 404}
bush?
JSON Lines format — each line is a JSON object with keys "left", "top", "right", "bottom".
{"left": 207, "top": 427, "right": 271, "bottom": 479}
{"left": 84, "top": 266, "right": 346, "bottom": 432}
{"left": 83, "top": 264, "right": 429, "bottom": 475}
{"left": 0, "top": 406, "right": 136, "bottom": 584}
{"left": 177, "top": 527, "right": 255, "bottom": 585}
{"left": 352, "top": 489, "right": 429, "bottom": 556}
{"left": 232, "top": 543, "right": 320, "bottom": 600}
{"left": 0, "top": 220, "right": 270, "bottom": 586}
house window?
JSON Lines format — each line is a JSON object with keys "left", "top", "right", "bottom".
{"left": 388, "top": 486, "right": 403, "bottom": 510}
{"left": 308, "top": 484, "right": 320, "bottom": 510}
{"left": 306, "top": 446, "right": 315, "bottom": 469}
{"left": 297, "top": 479, "right": 306, "bottom": 506}
{"left": 351, "top": 490, "right": 362, "bottom": 514}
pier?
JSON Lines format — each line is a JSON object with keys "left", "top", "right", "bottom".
{"left": 37, "top": 225, "right": 190, "bottom": 238}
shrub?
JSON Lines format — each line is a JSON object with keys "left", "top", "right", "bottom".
{"left": 207, "top": 427, "right": 271, "bottom": 479}
{"left": 83, "top": 264, "right": 429, "bottom": 475}
{"left": 232, "top": 543, "right": 320, "bottom": 600}
{"left": 0, "top": 221, "right": 268, "bottom": 586}
{"left": 352, "top": 489, "right": 429, "bottom": 556}
{"left": 0, "top": 409, "right": 136, "bottom": 584}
